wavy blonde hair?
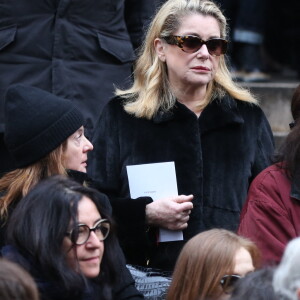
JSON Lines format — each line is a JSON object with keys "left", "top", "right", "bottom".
{"left": 117, "top": 0, "right": 257, "bottom": 119}
{"left": 0, "top": 144, "right": 66, "bottom": 219}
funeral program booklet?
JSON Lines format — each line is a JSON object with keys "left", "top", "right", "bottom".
{"left": 126, "top": 161, "right": 183, "bottom": 242}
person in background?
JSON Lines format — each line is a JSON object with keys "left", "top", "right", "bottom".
{"left": 0, "top": 84, "right": 142, "bottom": 299}
{"left": 0, "top": 258, "right": 39, "bottom": 300}
{"left": 238, "top": 85, "right": 300, "bottom": 266}
{"left": 0, "top": 0, "right": 156, "bottom": 175}
{"left": 2, "top": 175, "right": 131, "bottom": 300}
{"left": 273, "top": 237, "right": 300, "bottom": 300}
{"left": 166, "top": 229, "right": 260, "bottom": 300}
{"left": 230, "top": 267, "right": 277, "bottom": 300}
{"left": 216, "top": 0, "right": 269, "bottom": 82}
{"left": 89, "top": 0, "right": 274, "bottom": 271}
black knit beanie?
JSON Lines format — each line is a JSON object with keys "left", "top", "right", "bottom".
{"left": 4, "top": 84, "right": 84, "bottom": 168}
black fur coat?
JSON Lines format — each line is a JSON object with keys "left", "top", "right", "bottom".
{"left": 89, "top": 95, "right": 274, "bottom": 271}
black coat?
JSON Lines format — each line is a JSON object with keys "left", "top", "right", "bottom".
{"left": 89, "top": 95, "right": 275, "bottom": 271}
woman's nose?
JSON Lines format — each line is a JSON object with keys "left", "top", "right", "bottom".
{"left": 196, "top": 44, "right": 210, "bottom": 59}
{"left": 86, "top": 231, "right": 102, "bottom": 247}
{"left": 83, "top": 136, "right": 94, "bottom": 152}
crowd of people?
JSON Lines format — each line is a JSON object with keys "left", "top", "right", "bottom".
{"left": 0, "top": 0, "right": 300, "bottom": 300}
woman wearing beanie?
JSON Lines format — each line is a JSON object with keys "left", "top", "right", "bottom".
{"left": 0, "top": 84, "right": 143, "bottom": 300}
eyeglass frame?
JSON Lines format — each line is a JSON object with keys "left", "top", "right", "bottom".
{"left": 66, "top": 219, "right": 110, "bottom": 245}
{"left": 220, "top": 274, "right": 241, "bottom": 294}
{"left": 162, "top": 35, "right": 228, "bottom": 56}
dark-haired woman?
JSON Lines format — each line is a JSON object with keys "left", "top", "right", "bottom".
{"left": 0, "top": 84, "right": 142, "bottom": 299}
{"left": 2, "top": 176, "right": 132, "bottom": 300}
{"left": 238, "top": 84, "right": 300, "bottom": 266}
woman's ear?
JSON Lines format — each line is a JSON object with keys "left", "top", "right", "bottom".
{"left": 154, "top": 38, "right": 166, "bottom": 62}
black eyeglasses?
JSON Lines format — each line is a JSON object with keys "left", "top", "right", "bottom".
{"left": 66, "top": 219, "right": 110, "bottom": 245}
{"left": 163, "top": 35, "right": 228, "bottom": 56}
{"left": 220, "top": 274, "right": 241, "bottom": 294}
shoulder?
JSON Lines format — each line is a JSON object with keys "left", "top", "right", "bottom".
{"left": 248, "top": 164, "right": 290, "bottom": 201}
{"left": 101, "top": 96, "right": 132, "bottom": 120}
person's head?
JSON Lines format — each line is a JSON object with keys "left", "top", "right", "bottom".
{"left": 273, "top": 237, "right": 300, "bottom": 300}
{"left": 291, "top": 85, "right": 300, "bottom": 122}
{"left": 4, "top": 84, "right": 93, "bottom": 173}
{"left": 167, "top": 229, "right": 260, "bottom": 300}
{"left": 119, "top": 0, "right": 256, "bottom": 119}
{"left": 6, "top": 175, "right": 118, "bottom": 291}
{"left": 0, "top": 258, "right": 39, "bottom": 300}
{"left": 274, "top": 84, "right": 300, "bottom": 179}
{"left": 230, "top": 267, "right": 277, "bottom": 300}
{"left": 0, "top": 84, "right": 93, "bottom": 217}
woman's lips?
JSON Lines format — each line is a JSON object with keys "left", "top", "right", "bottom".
{"left": 83, "top": 256, "right": 100, "bottom": 263}
{"left": 192, "top": 66, "right": 210, "bottom": 71}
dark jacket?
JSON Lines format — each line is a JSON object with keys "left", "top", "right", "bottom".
{"left": 238, "top": 164, "right": 300, "bottom": 266}
{"left": 0, "top": 170, "right": 143, "bottom": 299}
{"left": 89, "top": 95, "right": 275, "bottom": 271}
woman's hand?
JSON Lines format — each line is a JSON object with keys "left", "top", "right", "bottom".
{"left": 145, "top": 195, "right": 194, "bottom": 230}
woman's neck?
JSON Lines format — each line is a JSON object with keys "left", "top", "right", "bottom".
{"left": 174, "top": 85, "right": 207, "bottom": 117}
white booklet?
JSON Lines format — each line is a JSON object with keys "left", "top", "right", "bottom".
{"left": 126, "top": 161, "right": 183, "bottom": 242}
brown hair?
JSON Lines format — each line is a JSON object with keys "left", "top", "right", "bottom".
{"left": 0, "top": 258, "right": 39, "bottom": 300}
{"left": 166, "top": 229, "right": 260, "bottom": 300}
{"left": 0, "top": 144, "right": 66, "bottom": 219}
{"left": 274, "top": 84, "right": 300, "bottom": 179}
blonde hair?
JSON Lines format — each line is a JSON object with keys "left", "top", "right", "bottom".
{"left": 166, "top": 229, "right": 261, "bottom": 300}
{"left": 117, "top": 0, "right": 257, "bottom": 119}
{"left": 0, "top": 144, "right": 66, "bottom": 219}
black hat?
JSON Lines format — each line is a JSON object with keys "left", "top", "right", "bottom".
{"left": 4, "top": 84, "right": 84, "bottom": 168}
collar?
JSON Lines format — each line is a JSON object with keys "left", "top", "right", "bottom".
{"left": 153, "top": 95, "right": 244, "bottom": 134}
{"left": 67, "top": 169, "right": 89, "bottom": 185}
{"left": 291, "top": 180, "right": 300, "bottom": 201}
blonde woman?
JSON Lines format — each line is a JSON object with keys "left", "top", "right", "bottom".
{"left": 90, "top": 0, "right": 274, "bottom": 271}
{"left": 167, "top": 229, "right": 260, "bottom": 300}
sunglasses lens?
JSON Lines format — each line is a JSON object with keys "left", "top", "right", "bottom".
{"left": 182, "top": 36, "right": 203, "bottom": 53}
{"left": 207, "top": 39, "right": 227, "bottom": 56}
{"left": 220, "top": 275, "right": 240, "bottom": 294}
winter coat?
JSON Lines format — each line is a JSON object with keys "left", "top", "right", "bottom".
{"left": 238, "top": 164, "right": 300, "bottom": 266}
{"left": 0, "top": 170, "right": 143, "bottom": 299}
{"left": 89, "top": 95, "right": 275, "bottom": 271}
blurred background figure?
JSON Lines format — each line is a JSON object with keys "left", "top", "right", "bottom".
{"left": 0, "top": 258, "right": 39, "bottom": 300}
{"left": 215, "top": 0, "right": 270, "bottom": 82}
{"left": 230, "top": 267, "right": 277, "bottom": 300}
{"left": 238, "top": 84, "right": 300, "bottom": 266}
{"left": 166, "top": 229, "right": 260, "bottom": 300}
{"left": 273, "top": 237, "right": 300, "bottom": 300}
